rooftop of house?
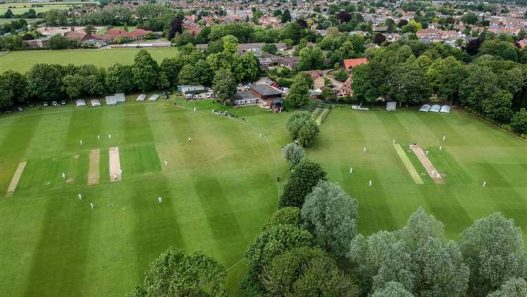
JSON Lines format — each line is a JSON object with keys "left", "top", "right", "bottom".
{"left": 343, "top": 58, "right": 368, "bottom": 71}
{"left": 251, "top": 84, "right": 283, "bottom": 97}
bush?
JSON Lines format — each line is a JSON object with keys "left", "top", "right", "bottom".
{"left": 510, "top": 108, "right": 527, "bottom": 134}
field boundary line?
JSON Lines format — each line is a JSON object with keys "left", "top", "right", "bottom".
{"left": 393, "top": 144, "right": 424, "bottom": 184}
{"left": 6, "top": 161, "right": 26, "bottom": 196}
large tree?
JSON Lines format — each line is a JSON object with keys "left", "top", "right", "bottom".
{"left": 511, "top": 108, "right": 527, "bottom": 134}
{"left": 283, "top": 143, "right": 305, "bottom": 167}
{"left": 243, "top": 224, "right": 314, "bottom": 295}
{"left": 426, "top": 56, "right": 467, "bottom": 102}
{"left": 232, "top": 52, "right": 259, "bottom": 82}
{"left": 177, "top": 64, "right": 199, "bottom": 85}
{"left": 487, "top": 278, "right": 527, "bottom": 297}
{"left": 286, "top": 111, "right": 319, "bottom": 147}
{"left": 460, "top": 212, "right": 527, "bottom": 297}
{"left": 262, "top": 247, "right": 357, "bottom": 296}
{"left": 132, "top": 50, "right": 159, "bottom": 92}
{"left": 388, "top": 58, "right": 431, "bottom": 104}
{"left": 106, "top": 64, "right": 135, "bottom": 93}
{"left": 279, "top": 159, "right": 327, "bottom": 208}
{"left": 349, "top": 208, "right": 469, "bottom": 296}
{"left": 159, "top": 58, "right": 182, "bottom": 87}
{"left": 0, "top": 70, "right": 26, "bottom": 110}
{"left": 302, "top": 181, "right": 358, "bottom": 257}
{"left": 286, "top": 73, "right": 310, "bottom": 108}
{"left": 212, "top": 68, "right": 236, "bottom": 104}
{"left": 128, "top": 247, "right": 227, "bottom": 297}
{"left": 372, "top": 282, "right": 414, "bottom": 297}
{"left": 26, "top": 64, "right": 64, "bottom": 101}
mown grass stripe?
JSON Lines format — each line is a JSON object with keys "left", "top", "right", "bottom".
{"left": 393, "top": 144, "right": 424, "bottom": 184}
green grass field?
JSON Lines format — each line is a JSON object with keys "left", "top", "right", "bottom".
{"left": 309, "top": 107, "right": 527, "bottom": 239}
{"left": 0, "top": 48, "right": 180, "bottom": 73}
{"left": 0, "top": 100, "right": 526, "bottom": 297}
{"left": 0, "top": 2, "right": 97, "bottom": 14}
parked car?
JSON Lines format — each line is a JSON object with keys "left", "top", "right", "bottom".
{"left": 43, "top": 102, "right": 49, "bottom": 107}
{"left": 17, "top": 107, "right": 23, "bottom": 112}
{"left": 61, "top": 100, "right": 66, "bottom": 105}
{"left": 52, "top": 101, "right": 59, "bottom": 107}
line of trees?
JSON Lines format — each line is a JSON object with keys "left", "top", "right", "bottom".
{"left": 352, "top": 38, "right": 527, "bottom": 134}
{"left": 0, "top": 37, "right": 260, "bottom": 111}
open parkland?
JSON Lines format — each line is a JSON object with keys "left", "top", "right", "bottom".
{"left": 0, "top": 48, "right": 527, "bottom": 296}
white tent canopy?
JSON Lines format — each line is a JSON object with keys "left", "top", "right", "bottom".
{"left": 76, "top": 99, "right": 86, "bottom": 107}
{"left": 419, "top": 104, "right": 431, "bottom": 112}
{"left": 115, "top": 93, "right": 126, "bottom": 102}
{"left": 148, "top": 94, "right": 160, "bottom": 101}
{"left": 430, "top": 104, "right": 441, "bottom": 112}
{"left": 136, "top": 94, "right": 146, "bottom": 101}
{"left": 106, "top": 95, "right": 117, "bottom": 106}
{"left": 440, "top": 105, "right": 451, "bottom": 113}
{"left": 90, "top": 99, "right": 101, "bottom": 107}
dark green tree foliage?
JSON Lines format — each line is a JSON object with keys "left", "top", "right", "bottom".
{"left": 243, "top": 224, "right": 314, "bottom": 295}
{"left": 132, "top": 49, "right": 160, "bottom": 92}
{"left": 129, "top": 247, "right": 227, "bottom": 297}
{"left": 349, "top": 208, "right": 469, "bottom": 296}
{"left": 106, "top": 64, "right": 135, "bottom": 93}
{"left": 212, "top": 68, "right": 236, "bottom": 104}
{"left": 177, "top": 64, "right": 199, "bottom": 85}
{"left": 0, "top": 70, "right": 26, "bottom": 110}
{"left": 487, "top": 278, "right": 527, "bottom": 297}
{"left": 511, "top": 108, "right": 527, "bottom": 134}
{"left": 301, "top": 181, "right": 358, "bottom": 257}
{"left": 388, "top": 57, "right": 432, "bottom": 104}
{"left": 460, "top": 213, "right": 527, "bottom": 297}
{"left": 427, "top": 56, "right": 467, "bottom": 102}
{"left": 279, "top": 160, "right": 327, "bottom": 208}
{"left": 261, "top": 247, "right": 357, "bottom": 297}
{"left": 194, "top": 59, "right": 213, "bottom": 86}
{"left": 261, "top": 207, "right": 302, "bottom": 231}
{"left": 372, "top": 282, "right": 414, "bottom": 297}
{"left": 26, "top": 64, "right": 64, "bottom": 101}
{"left": 232, "top": 52, "right": 260, "bottom": 82}
{"left": 62, "top": 65, "right": 105, "bottom": 99}
{"left": 479, "top": 39, "right": 518, "bottom": 61}
{"left": 297, "top": 46, "right": 324, "bottom": 70}
{"left": 48, "top": 34, "right": 75, "bottom": 49}
{"left": 285, "top": 73, "right": 310, "bottom": 108}
{"left": 159, "top": 58, "right": 182, "bottom": 87}
{"left": 262, "top": 43, "right": 278, "bottom": 54}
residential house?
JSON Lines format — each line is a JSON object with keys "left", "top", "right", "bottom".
{"left": 343, "top": 58, "right": 368, "bottom": 72}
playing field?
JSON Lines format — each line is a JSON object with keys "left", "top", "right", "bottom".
{"left": 0, "top": 48, "right": 180, "bottom": 73}
{"left": 0, "top": 101, "right": 526, "bottom": 297}
{"left": 0, "top": 2, "right": 97, "bottom": 14}
{"left": 0, "top": 98, "right": 289, "bottom": 297}
{"left": 309, "top": 107, "right": 527, "bottom": 239}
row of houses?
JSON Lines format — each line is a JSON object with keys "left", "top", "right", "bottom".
{"left": 26, "top": 26, "right": 155, "bottom": 48}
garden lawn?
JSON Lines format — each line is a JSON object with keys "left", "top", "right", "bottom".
{"left": 0, "top": 101, "right": 526, "bottom": 297}
{"left": 308, "top": 107, "right": 527, "bottom": 240}
{"left": 0, "top": 48, "right": 180, "bottom": 73}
